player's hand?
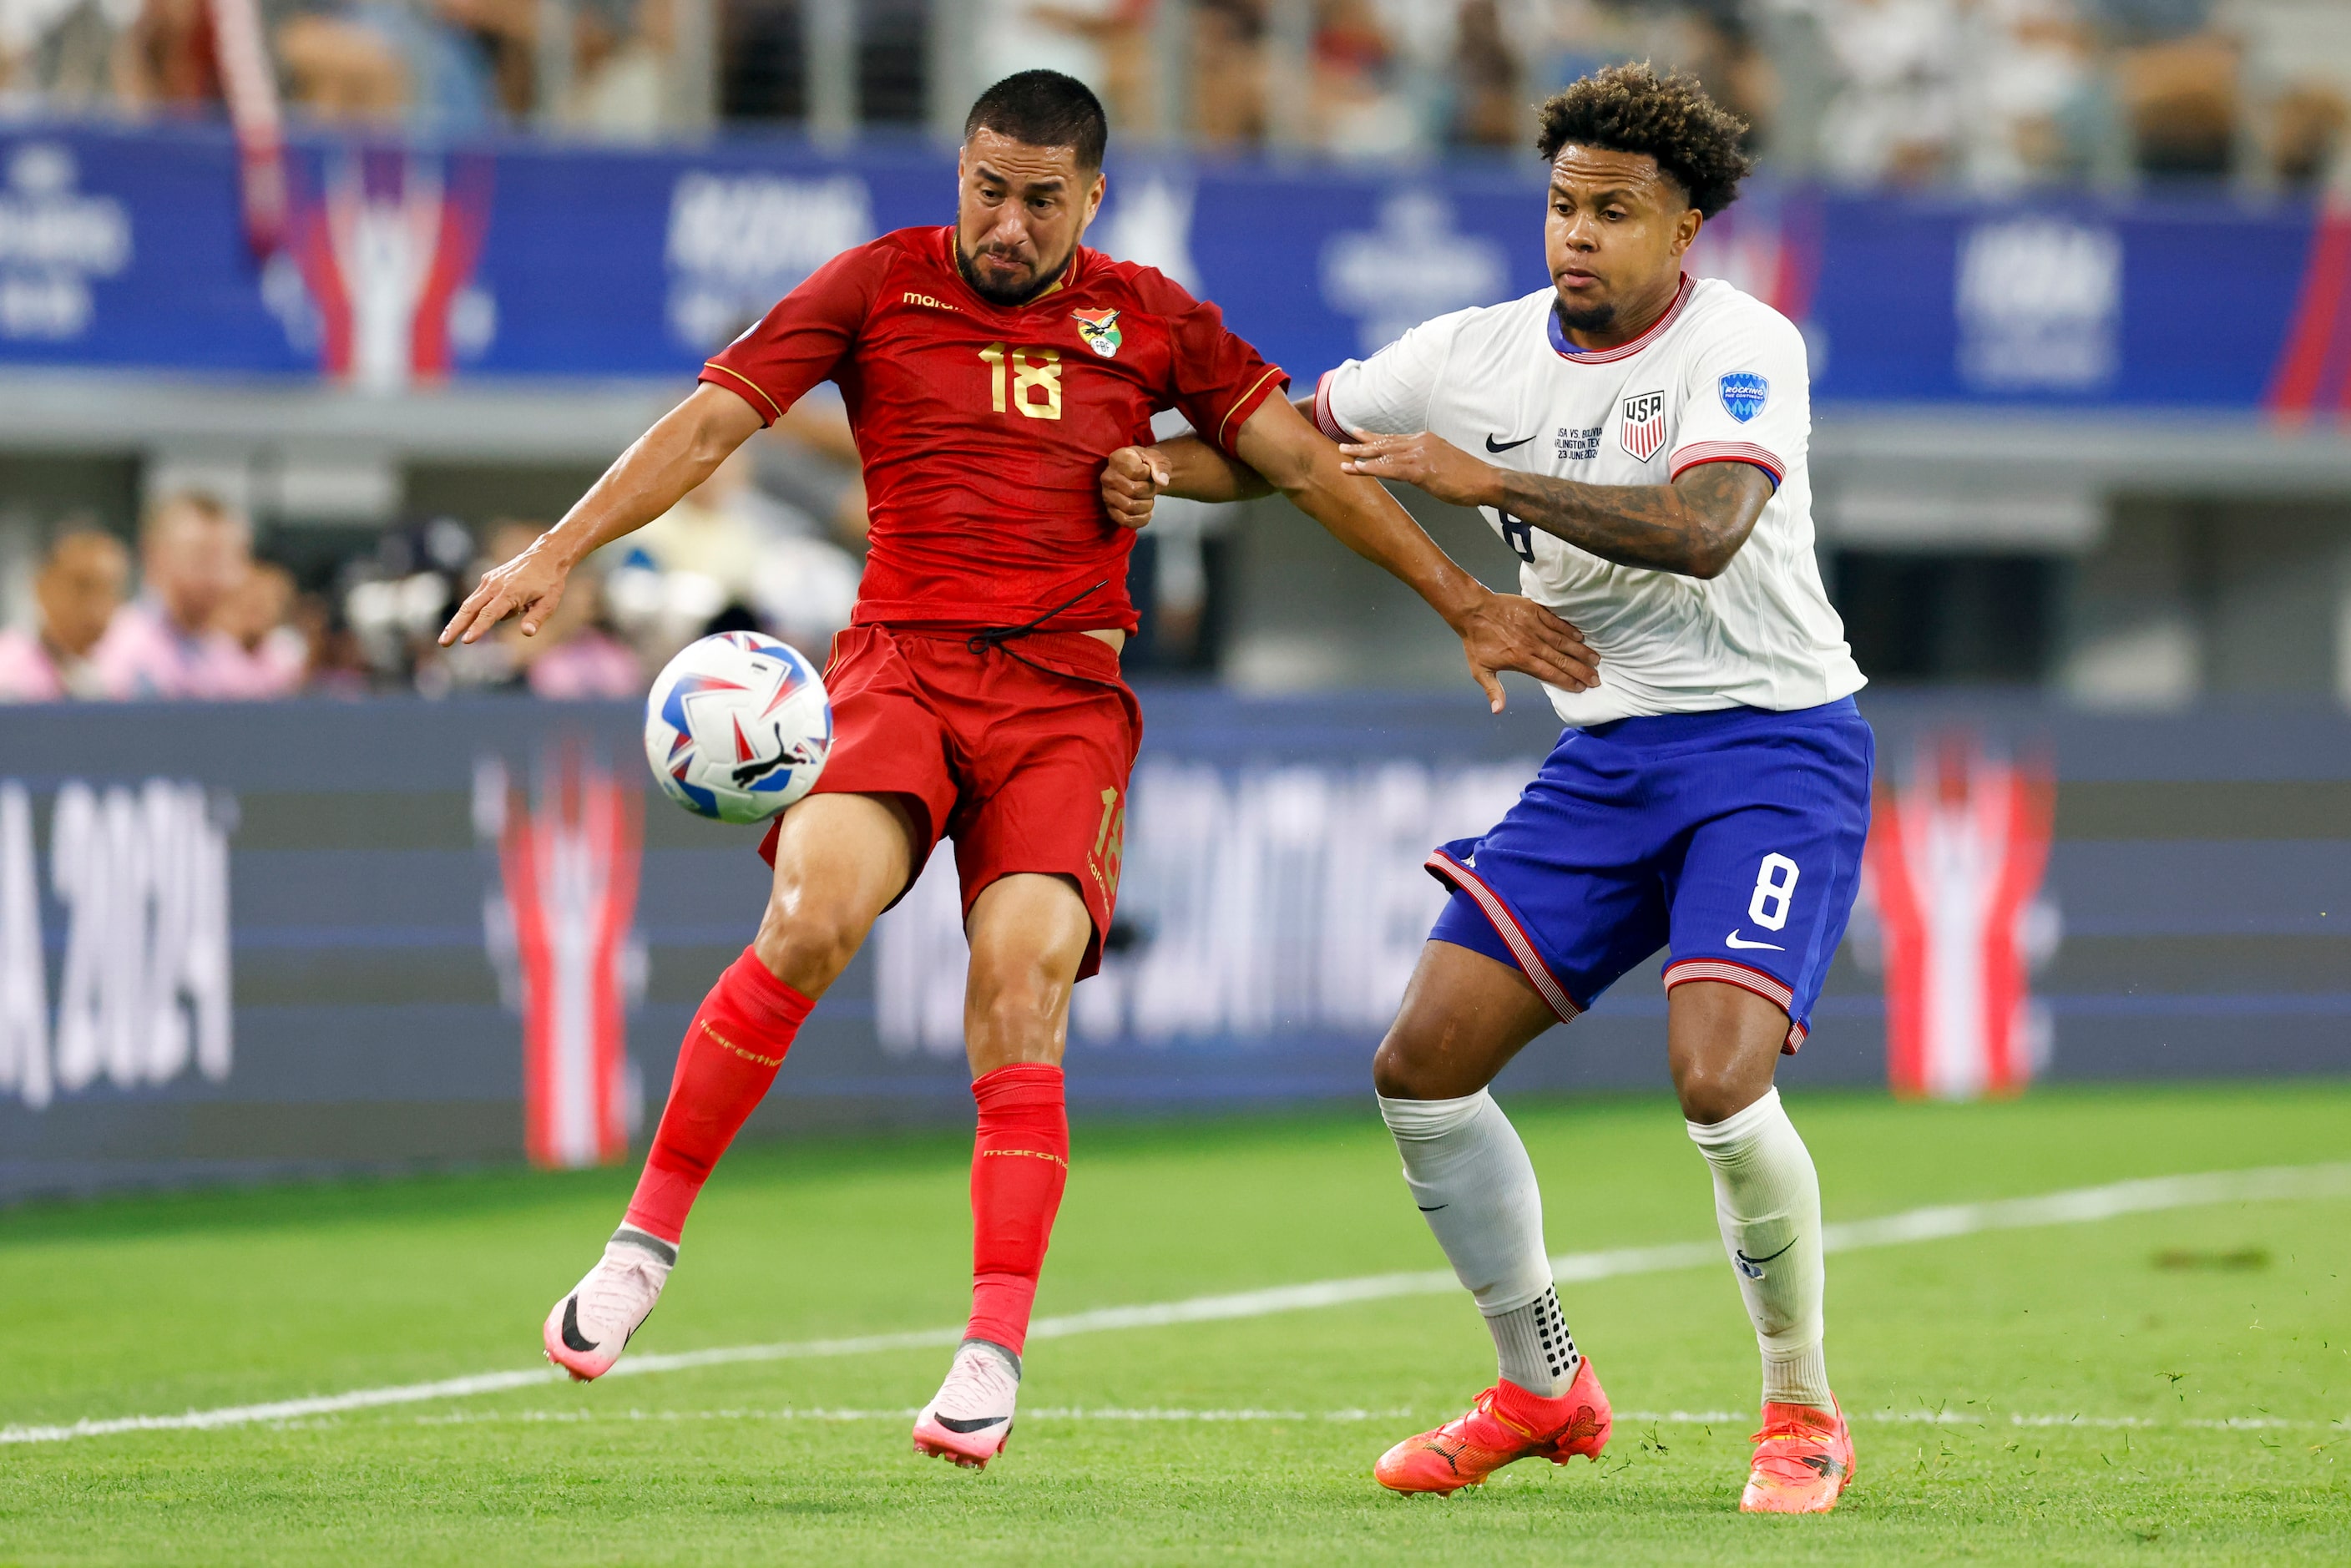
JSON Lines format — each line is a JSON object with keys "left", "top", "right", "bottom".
{"left": 1100, "top": 445, "right": 1170, "bottom": 530}
{"left": 1337, "top": 428, "right": 1494, "bottom": 509}
{"left": 438, "top": 539, "right": 572, "bottom": 645}
{"left": 1454, "top": 590, "right": 1598, "bottom": 712}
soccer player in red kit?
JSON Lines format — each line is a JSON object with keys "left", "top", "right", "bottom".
{"left": 441, "top": 70, "right": 1596, "bottom": 1469}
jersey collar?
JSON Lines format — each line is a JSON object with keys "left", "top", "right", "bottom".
{"left": 1547, "top": 274, "right": 1694, "bottom": 364}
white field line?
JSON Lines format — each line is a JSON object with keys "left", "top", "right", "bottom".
{"left": 5, "top": 1161, "right": 2346, "bottom": 1448}
{"left": 391, "top": 1405, "right": 2351, "bottom": 1434}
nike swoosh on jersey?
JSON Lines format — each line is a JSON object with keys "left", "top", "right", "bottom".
{"left": 1484, "top": 432, "right": 1538, "bottom": 453}
{"left": 935, "top": 1414, "right": 1009, "bottom": 1434}
{"left": 1724, "top": 930, "right": 1785, "bottom": 950}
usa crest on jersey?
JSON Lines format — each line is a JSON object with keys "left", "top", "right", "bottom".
{"left": 1619, "top": 389, "right": 1667, "bottom": 462}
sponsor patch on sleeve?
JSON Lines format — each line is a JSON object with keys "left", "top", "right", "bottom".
{"left": 1718, "top": 372, "right": 1769, "bottom": 422}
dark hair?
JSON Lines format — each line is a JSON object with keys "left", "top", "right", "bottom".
{"left": 964, "top": 69, "right": 1109, "bottom": 173}
{"left": 1535, "top": 63, "right": 1754, "bottom": 218}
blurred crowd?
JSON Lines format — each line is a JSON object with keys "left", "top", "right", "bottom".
{"left": 0, "top": 0, "right": 690, "bottom": 139}
{"left": 0, "top": 0, "right": 2342, "bottom": 185}
{"left": 0, "top": 409, "right": 868, "bottom": 702}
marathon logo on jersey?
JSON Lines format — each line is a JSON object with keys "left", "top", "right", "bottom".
{"left": 1719, "top": 372, "right": 1769, "bottom": 422}
{"left": 1072, "top": 307, "right": 1122, "bottom": 357}
{"left": 1619, "top": 389, "right": 1667, "bottom": 463}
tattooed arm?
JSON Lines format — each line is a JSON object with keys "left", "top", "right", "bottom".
{"left": 1334, "top": 428, "right": 1776, "bottom": 580}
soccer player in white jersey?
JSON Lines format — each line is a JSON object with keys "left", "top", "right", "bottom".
{"left": 1100, "top": 64, "right": 1869, "bottom": 1515}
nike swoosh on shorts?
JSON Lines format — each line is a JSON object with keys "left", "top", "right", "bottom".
{"left": 1724, "top": 931, "right": 1784, "bottom": 950}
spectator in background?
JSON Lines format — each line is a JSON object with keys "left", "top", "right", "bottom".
{"left": 1538, "top": 0, "right": 1642, "bottom": 96}
{"left": 90, "top": 492, "right": 257, "bottom": 700}
{"left": 2092, "top": 0, "right": 2237, "bottom": 175}
{"left": 292, "top": 588, "right": 371, "bottom": 696}
{"left": 977, "top": 0, "right": 1147, "bottom": 125}
{"left": 1192, "top": 0, "right": 1267, "bottom": 145}
{"left": 215, "top": 559, "right": 311, "bottom": 696}
{"left": 2271, "top": 78, "right": 2346, "bottom": 187}
{"left": 604, "top": 442, "right": 860, "bottom": 663}
{"left": 1813, "top": 0, "right": 1965, "bottom": 183}
{"left": 0, "top": 525, "right": 128, "bottom": 702}
{"left": 1312, "top": 0, "right": 1416, "bottom": 158}
{"left": 766, "top": 397, "right": 871, "bottom": 546}
{"left": 437, "top": 0, "right": 537, "bottom": 118}
{"left": 276, "top": 6, "right": 410, "bottom": 123}
{"left": 569, "top": 0, "right": 671, "bottom": 139}
{"left": 277, "top": 0, "right": 503, "bottom": 132}
{"left": 112, "top": 0, "right": 222, "bottom": 111}
{"left": 1969, "top": 0, "right": 2101, "bottom": 186}
{"left": 1454, "top": 0, "right": 1525, "bottom": 147}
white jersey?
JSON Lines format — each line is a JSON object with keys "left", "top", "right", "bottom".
{"left": 1313, "top": 276, "right": 1865, "bottom": 727}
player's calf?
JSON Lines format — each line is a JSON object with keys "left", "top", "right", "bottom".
{"left": 542, "top": 1227, "right": 675, "bottom": 1382}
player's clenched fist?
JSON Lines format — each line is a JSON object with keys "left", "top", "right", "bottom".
{"left": 439, "top": 539, "right": 573, "bottom": 645}
{"left": 1099, "top": 445, "right": 1171, "bottom": 530}
{"left": 1454, "top": 590, "right": 1600, "bottom": 711}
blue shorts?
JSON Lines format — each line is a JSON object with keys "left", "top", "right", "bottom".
{"left": 1428, "top": 698, "right": 1873, "bottom": 1051}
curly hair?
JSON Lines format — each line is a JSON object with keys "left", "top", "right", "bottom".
{"left": 1535, "top": 63, "right": 1755, "bottom": 218}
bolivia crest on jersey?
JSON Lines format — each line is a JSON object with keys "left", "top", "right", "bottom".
{"left": 1073, "top": 308, "right": 1122, "bottom": 357}
{"left": 1719, "top": 372, "right": 1769, "bottom": 422}
{"left": 1620, "top": 389, "right": 1667, "bottom": 463}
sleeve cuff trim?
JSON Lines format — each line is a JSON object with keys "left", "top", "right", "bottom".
{"left": 1215, "top": 365, "right": 1289, "bottom": 453}
{"left": 700, "top": 362, "right": 786, "bottom": 426}
{"left": 1312, "top": 369, "right": 1345, "bottom": 441}
{"left": 1670, "top": 441, "right": 1784, "bottom": 487}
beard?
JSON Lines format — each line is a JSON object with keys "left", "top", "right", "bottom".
{"left": 1553, "top": 296, "right": 1618, "bottom": 336}
{"left": 957, "top": 238, "right": 1072, "bottom": 306}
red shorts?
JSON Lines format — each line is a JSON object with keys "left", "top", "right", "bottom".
{"left": 759, "top": 625, "right": 1141, "bottom": 979}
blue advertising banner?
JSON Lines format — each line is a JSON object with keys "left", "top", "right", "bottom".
{"left": 0, "top": 689, "right": 2344, "bottom": 1202}
{"left": 0, "top": 123, "right": 2336, "bottom": 411}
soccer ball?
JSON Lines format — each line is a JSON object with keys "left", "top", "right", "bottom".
{"left": 643, "top": 631, "right": 833, "bottom": 823}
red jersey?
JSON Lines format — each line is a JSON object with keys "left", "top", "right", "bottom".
{"left": 700, "top": 226, "right": 1287, "bottom": 635}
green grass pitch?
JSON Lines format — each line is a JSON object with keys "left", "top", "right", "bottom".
{"left": 3, "top": 1081, "right": 2348, "bottom": 1565}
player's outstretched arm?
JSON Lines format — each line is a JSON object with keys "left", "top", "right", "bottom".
{"left": 1337, "top": 428, "right": 1774, "bottom": 579}
{"left": 438, "top": 383, "right": 766, "bottom": 645}
{"left": 1230, "top": 397, "right": 1599, "bottom": 713}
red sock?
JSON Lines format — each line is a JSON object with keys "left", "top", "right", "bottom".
{"left": 964, "top": 1063, "right": 1069, "bottom": 1356}
{"left": 622, "top": 948, "right": 813, "bottom": 1244}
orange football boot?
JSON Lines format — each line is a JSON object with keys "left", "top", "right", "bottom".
{"left": 1739, "top": 1399, "right": 1856, "bottom": 1514}
{"left": 1373, "top": 1358, "right": 1611, "bottom": 1495}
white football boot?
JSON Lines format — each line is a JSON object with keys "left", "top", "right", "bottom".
{"left": 542, "top": 1227, "right": 675, "bottom": 1381}
{"left": 911, "top": 1338, "right": 1022, "bottom": 1468}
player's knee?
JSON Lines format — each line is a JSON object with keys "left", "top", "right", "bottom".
{"left": 1674, "top": 1061, "right": 1758, "bottom": 1126}
{"left": 1371, "top": 1029, "right": 1443, "bottom": 1101}
{"left": 965, "top": 958, "right": 1071, "bottom": 1064}
{"left": 750, "top": 894, "right": 870, "bottom": 997}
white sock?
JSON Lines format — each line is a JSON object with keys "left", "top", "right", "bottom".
{"left": 1685, "top": 1086, "right": 1833, "bottom": 1409}
{"left": 1378, "top": 1090, "right": 1578, "bottom": 1397}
